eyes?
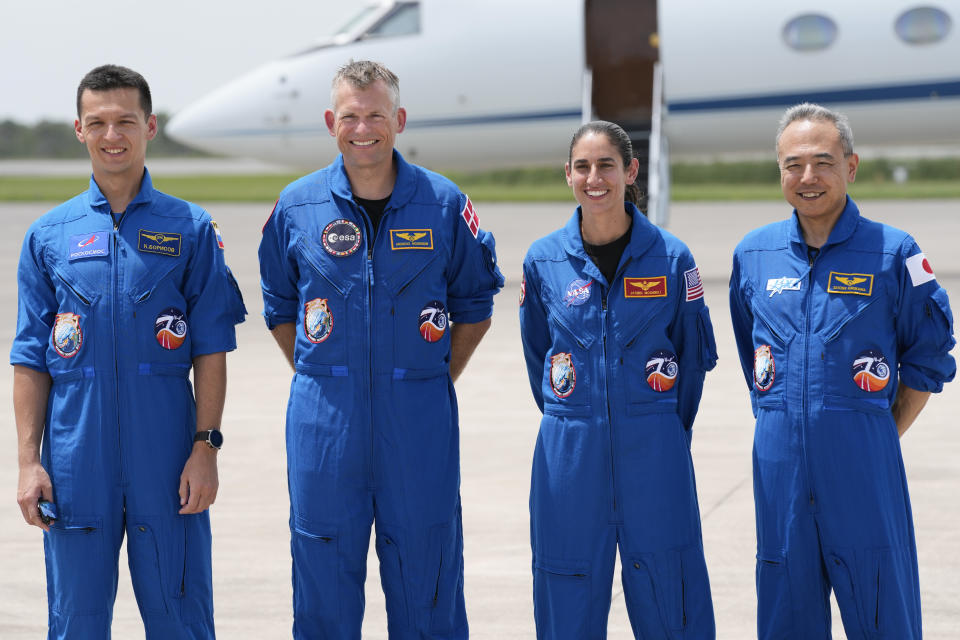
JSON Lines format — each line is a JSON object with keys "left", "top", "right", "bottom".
{"left": 782, "top": 160, "right": 835, "bottom": 172}
{"left": 572, "top": 160, "right": 617, "bottom": 171}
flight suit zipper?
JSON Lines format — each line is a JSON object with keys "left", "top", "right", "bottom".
{"left": 800, "top": 254, "right": 817, "bottom": 510}
{"left": 601, "top": 292, "right": 617, "bottom": 512}
{"left": 112, "top": 214, "right": 125, "bottom": 483}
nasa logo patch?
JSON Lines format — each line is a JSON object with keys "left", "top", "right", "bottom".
{"left": 754, "top": 344, "right": 775, "bottom": 391}
{"left": 852, "top": 349, "right": 890, "bottom": 392}
{"left": 155, "top": 307, "right": 188, "bottom": 350}
{"left": 563, "top": 279, "right": 593, "bottom": 306}
{"left": 321, "top": 219, "right": 362, "bottom": 257}
{"left": 550, "top": 352, "right": 576, "bottom": 398}
{"left": 304, "top": 298, "right": 333, "bottom": 343}
{"left": 645, "top": 350, "right": 679, "bottom": 392}
{"left": 52, "top": 313, "right": 82, "bottom": 358}
{"left": 418, "top": 300, "right": 448, "bottom": 343}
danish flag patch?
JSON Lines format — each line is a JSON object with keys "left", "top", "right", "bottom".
{"left": 460, "top": 197, "right": 479, "bottom": 238}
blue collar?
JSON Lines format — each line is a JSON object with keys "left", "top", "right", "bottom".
{"left": 787, "top": 195, "right": 860, "bottom": 248}
{"left": 87, "top": 167, "right": 155, "bottom": 212}
{"left": 326, "top": 149, "right": 418, "bottom": 209}
{"left": 561, "top": 202, "right": 658, "bottom": 284}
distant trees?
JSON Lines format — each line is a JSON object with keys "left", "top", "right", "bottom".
{"left": 0, "top": 113, "right": 210, "bottom": 158}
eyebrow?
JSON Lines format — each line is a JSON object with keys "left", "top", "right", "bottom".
{"left": 782, "top": 152, "right": 836, "bottom": 163}
{"left": 573, "top": 156, "right": 617, "bottom": 164}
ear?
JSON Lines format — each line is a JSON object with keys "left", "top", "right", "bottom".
{"left": 146, "top": 114, "right": 158, "bottom": 141}
{"left": 564, "top": 162, "right": 573, "bottom": 187}
{"left": 324, "top": 109, "right": 336, "bottom": 136}
{"left": 395, "top": 107, "right": 406, "bottom": 134}
{"left": 846, "top": 152, "right": 860, "bottom": 183}
{"left": 625, "top": 157, "right": 640, "bottom": 185}
{"left": 74, "top": 119, "right": 84, "bottom": 144}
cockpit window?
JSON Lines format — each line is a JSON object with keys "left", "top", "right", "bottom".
{"left": 334, "top": 5, "right": 382, "bottom": 37}
{"left": 783, "top": 14, "right": 838, "bottom": 51}
{"left": 895, "top": 6, "right": 952, "bottom": 45}
{"left": 363, "top": 2, "right": 420, "bottom": 39}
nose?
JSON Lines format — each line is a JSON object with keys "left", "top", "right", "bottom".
{"left": 586, "top": 164, "right": 601, "bottom": 184}
{"left": 800, "top": 164, "right": 817, "bottom": 183}
{"left": 104, "top": 123, "right": 123, "bottom": 140}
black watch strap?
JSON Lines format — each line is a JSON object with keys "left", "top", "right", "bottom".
{"left": 194, "top": 429, "right": 223, "bottom": 449}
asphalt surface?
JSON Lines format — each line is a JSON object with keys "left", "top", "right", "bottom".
{"left": 1, "top": 199, "right": 957, "bottom": 638}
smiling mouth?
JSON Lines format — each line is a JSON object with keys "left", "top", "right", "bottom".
{"left": 103, "top": 147, "right": 126, "bottom": 155}
{"left": 351, "top": 140, "right": 377, "bottom": 147}
{"left": 586, "top": 189, "right": 608, "bottom": 197}
{"left": 799, "top": 191, "right": 823, "bottom": 200}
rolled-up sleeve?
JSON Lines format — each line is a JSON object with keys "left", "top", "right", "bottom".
{"left": 445, "top": 195, "right": 504, "bottom": 324}
{"left": 11, "top": 225, "right": 56, "bottom": 372}
{"left": 259, "top": 201, "right": 301, "bottom": 329}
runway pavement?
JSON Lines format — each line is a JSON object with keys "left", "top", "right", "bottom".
{"left": 0, "top": 198, "right": 957, "bottom": 638}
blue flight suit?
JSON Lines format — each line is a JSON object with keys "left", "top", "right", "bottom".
{"left": 729, "top": 198, "right": 956, "bottom": 639}
{"left": 258, "top": 151, "right": 503, "bottom": 639}
{"left": 10, "top": 170, "right": 246, "bottom": 640}
{"left": 519, "top": 204, "right": 718, "bottom": 639}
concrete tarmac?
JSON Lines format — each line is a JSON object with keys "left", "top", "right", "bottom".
{"left": 1, "top": 199, "right": 957, "bottom": 638}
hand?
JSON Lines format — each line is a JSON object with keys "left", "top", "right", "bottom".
{"left": 178, "top": 443, "right": 219, "bottom": 514}
{"left": 17, "top": 461, "right": 53, "bottom": 531}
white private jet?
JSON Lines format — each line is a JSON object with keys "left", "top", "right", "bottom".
{"left": 166, "top": 0, "right": 960, "bottom": 224}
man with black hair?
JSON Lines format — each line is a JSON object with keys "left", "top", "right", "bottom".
{"left": 12, "top": 64, "right": 245, "bottom": 639}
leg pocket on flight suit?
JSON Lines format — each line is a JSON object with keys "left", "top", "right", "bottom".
{"left": 623, "top": 549, "right": 686, "bottom": 634}
{"left": 755, "top": 552, "right": 796, "bottom": 640}
{"left": 291, "top": 517, "right": 340, "bottom": 624}
{"left": 429, "top": 521, "right": 468, "bottom": 635}
{"left": 532, "top": 555, "right": 591, "bottom": 639}
{"left": 128, "top": 519, "right": 180, "bottom": 615}
{"left": 45, "top": 517, "right": 107, "bottom": 615}
{"left": 827, "top": 548, "right": 896, "bottom": 638}
{"left": 376, "top": 533, "right": 410, "bottom": 631}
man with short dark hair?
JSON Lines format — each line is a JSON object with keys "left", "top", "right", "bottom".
{"left": 259, "top": 59, "right": 503, "bottom": 638}
{"left": 12, "top": 64, "right": 245, "bottom": 639}
{"left": 729, "top": 103, "right": 956, "bottom": 639}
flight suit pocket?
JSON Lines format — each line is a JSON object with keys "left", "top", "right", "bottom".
{"left": 755, "top": 552, "right": 796, "bottom": 638}
{"left": 750, "top": 302, "right": 790, "bottom": 408}
{"left": 826, "top": 548, "right": 897, "bottom": 638}
{"left": 542, "top": 312, "right": 593, "bottom": 416}
{"left": 48, "top": 264, "right": 99, "bottom": 368}
{"left": 532, "top": 556, "right": 591, "bottom": 638}
{"left": 291, "top": 516, "right": 340, "bottom": 622}
{"left": 376, "top": 533, "right": 410, "bottom": 629}
{"left": 131, "top": 260, "right": 193, "bottom": 365}
{"left": 127, "top": 521, "right": 170, "bottom": 614}
{"left": 429, "top": 521, "right": 467, "bottom": 634}
{"left": 295, "top": 238, "right": 353, "bottom": 368}
{"left": 45, "top": 517, "right": 106, "bottom": 615}
{"left": 624, "top": 549, "right": 685, "bottom": 631}
{"left": 388, "top": 251, "right": 448, "bottom": 374}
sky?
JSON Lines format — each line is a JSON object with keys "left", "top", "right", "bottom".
{"left": 1, "top": 0, "right": 356, "bottom": 124}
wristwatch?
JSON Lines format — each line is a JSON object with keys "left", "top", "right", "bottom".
{"left": 194, "top": 429, "right": 224, "bottom": 450}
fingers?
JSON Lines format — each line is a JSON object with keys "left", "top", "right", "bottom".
{"left": 178, "top": 479, "right": 218, "bottom": 514}
{"left": 179, "top": 473, "right": 188, "bottom": 507}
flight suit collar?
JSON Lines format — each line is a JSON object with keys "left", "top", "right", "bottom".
{"left": 87, "top": 167, "right": 156, "bottom": 213}
{"left": 326, "top": 150, "right": 418, "bottom": 210}
{"left": 561, "top": 202, "right": 658, "bottom": 285}
{"left": 787, "top": 195, "right": 861, "bottom": 251}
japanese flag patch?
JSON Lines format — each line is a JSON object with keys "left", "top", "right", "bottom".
{"left": 460, "top": 197, "right": 479, "bottom": 238}
{"left": 905, "top": 252, "right": 936, "bottom": 287}
{"left": 684, "top": 266, "right": 704, "bottom": 301}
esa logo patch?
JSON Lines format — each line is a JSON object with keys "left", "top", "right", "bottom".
{"left": 563, "top": 279, "right": 593, "bottom": 306}
{"left": 646, "top": 350, "right": 678, "bottom": 392}
{"left": 52, "top": 313, "right": 83, "bottom": 358}
{"left": 754, "top": 344, "right": 775, "bottom": 391}
{"left": 550, "top": 352, "right": 576, "bottom": 398}
{"left": 827, "top": 272, "right": 873, "bottom": 296}
{"left": 624, "top": 276, "right": 667, "bottom": 298}
{"left": 69, "top": 233, "right": 109, "bottom": 260}
{"left": 419, "top": 300, "right": 448, "bottom": 342}
{"left": 304, "top": 298, "right": 333, "bottom": 343}
{"left": 138, "top": 230, "right": 182, "bottom": 257}
{"left": 390, "top": 229, "right": 433, "bottom": 250}
{"left": 852, "top": 349, "right": 890, "bottom": 392}
{"left": 322, "top": 219, "right": 362, "bottom": 257}
{"left": 155, "top": 307, "right": 188, "bottom": 350}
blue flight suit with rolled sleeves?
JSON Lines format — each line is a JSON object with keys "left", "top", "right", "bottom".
{"left": 10, "top": 170, "right": 246, "bottom": 640}
{"left": 519, "top": 204, "right": 718, "bottom": 639}
{"left": 729, "top": 197, "right": 956, "bottom": 639}
{"left": 258, "top": 150, "right": 503, "bottom": 639}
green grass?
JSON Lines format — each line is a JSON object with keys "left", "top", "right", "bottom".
{"left": 2, "top": 175, "right": 959, "bottom": 203}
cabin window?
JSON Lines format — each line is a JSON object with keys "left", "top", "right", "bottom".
{"left": 783, "top": 14, "right": 838, "bottom": 51}
{"left": 334, "top": 5, "right": 381, "bottom": 37}
{"left": 364, "top": 2, "right": 421, "bottom": 39}
{"left": 895, "top": 6, "right": 952, "bottom": 44}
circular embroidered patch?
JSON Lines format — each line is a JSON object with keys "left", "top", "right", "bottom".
{"left": 754, "top": 344, "right": 775, "bottom": 391}
{"left": 304, "top": 298, "right": 333, "bottom": 343}
{"left": 52, "top": 313, "right": 83, "bottom": 358}
{"left": 155, "top": 307, "right": 188, "bottom": 349}
{"left": 563, "top": 278, "right": 593, "bottom": 307}
{"left": 646, "top": 349, "right": 679, "bottom": 392}
{"left": 852, "top": 349, "right": 890, "bottom": 392}
{"left": 550, "top": 352, "right": 576, "bottom": 398}
{"left": 419, "top": 300, "right": 448, "bottom": 343}
{"left": 321, "top": 219, "right": 362, "bottom": 257}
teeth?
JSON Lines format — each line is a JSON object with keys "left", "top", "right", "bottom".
{"left": 104, "top": 148, "right": 125, "bottom": 154}
{"left": 352, "top": 140, "right": 376, "bottom": 146}
{"left": 801, "top": 192, "right": 820, "bottom": 198}
{"left": 586, "top": 190, "right": 607, "bottom": 197}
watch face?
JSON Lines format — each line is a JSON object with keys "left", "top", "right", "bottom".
{"left": 208, "top": 430, "right": 223, "bottom": 448}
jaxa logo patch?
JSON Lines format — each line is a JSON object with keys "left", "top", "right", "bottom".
{"left": 390, "top": 229, "right": 433, "bottom": 250}
{"left": 852, "top": 349, "right": 890, "bottom": 392}
{"left": 563, "top": 279, "right": 593, "bottom": 306}
{"left": 827, "top": 272, "right": 873, "bottom": 296}
{"left": 138, "top": 230, "right": 181, "bottom": 257}
{"left": 155, "top": 307, "right": 187, "bottom": 349}
{"left": 69, "top": 233, "right": 108, "bottom": 260}
{"left": 419, "top": 300, "right": 448, "bottom": 342}
{"left": 754, "top": 344, "right": 775, "bottom": 391}
{"left": 52, "top": 313, "right": 82, "bottom": 358}
{"left": 646, "top": 350, "right": 678, "bottom": 392}
{"left": 322, "top": 219, "right": 362, "bottom": 257}
{"left": 624, "top": 276, "right": 667, "bottom": 298}
{"left": 767, "top": 277, "right": 801, "bottom": 297}
{"left": 550, "top": 352, "right": 576, "bottom": 398}
{"left": 304, "top": 298, "right": 333, "bottom": 343}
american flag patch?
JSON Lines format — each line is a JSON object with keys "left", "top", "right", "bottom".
{"left": 684, "top": 266, "right": 704, "bottom": 301}
{"left": 460, "top": 197, "right": 479, "bottom": 238}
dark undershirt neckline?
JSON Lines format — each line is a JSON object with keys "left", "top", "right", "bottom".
{"left": 583, "top": 221, "right": 633, "bottom": 284}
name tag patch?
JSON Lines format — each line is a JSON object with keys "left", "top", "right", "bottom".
{"left": 390, "top": 229, "right": 433, "bottom": 250}
{"left": 68, "top": 233, "right": 109, "bottom": 260}
{"left": 624, "top": 276, "right": 667, "bottom": 298}
{"left": 138, "top": 230, "right": 181, "bottom": 257}
{"left": 827, "top": 272, "right": 873, "bottom": 296}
